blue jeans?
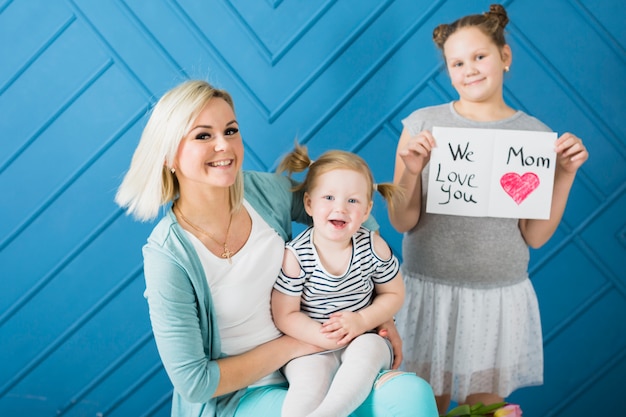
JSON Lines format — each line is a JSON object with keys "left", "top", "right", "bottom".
{"left": 233, "top": 370, "right": 438, "bottom": 417}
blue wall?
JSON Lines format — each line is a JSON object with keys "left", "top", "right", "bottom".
{"left": 1, "top": 1, "right": 624, "bottom": 416}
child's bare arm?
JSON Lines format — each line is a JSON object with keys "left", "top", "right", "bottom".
{"left": 389, "top": 128, "right": 436, "bottom": 232}
{"left": 271, "top": 249, "right": 339, "bottom": 350}
{"left": 321, "top": 234, "right": 405, "bottom": 345}
{"left": 520, "top": 133, "right": 588, "bottom": 248}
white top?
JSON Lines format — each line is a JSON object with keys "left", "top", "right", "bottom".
{"left": 186, "top": 200, "right": 285, "bottom": 386}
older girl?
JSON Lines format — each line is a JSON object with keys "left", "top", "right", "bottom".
{"left": 389, "top": 4, "right": 588, "bottom": 414}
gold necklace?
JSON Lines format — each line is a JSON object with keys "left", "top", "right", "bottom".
{"left": 174, "top": 204, "right": 234, "bottom": 263}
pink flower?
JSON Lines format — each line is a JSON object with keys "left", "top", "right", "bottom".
{"left": 493, "top": 404, "right": 522, "bottom": 417}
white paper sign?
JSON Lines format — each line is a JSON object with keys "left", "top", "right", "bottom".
{"left": 426, "top": 127, "right": 557, "bottom": 219}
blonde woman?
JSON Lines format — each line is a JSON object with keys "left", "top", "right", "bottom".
{"left": 116, "top": 80, "right": 437, "bottom": 417}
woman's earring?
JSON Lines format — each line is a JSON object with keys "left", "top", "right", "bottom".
{"left": 504, "top": 66, "right": 510, "bottom": 72}
{"left": 171, "top": 168, "right": 176, "bottom": 174}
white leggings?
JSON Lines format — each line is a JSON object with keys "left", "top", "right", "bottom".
{"left": 281, "top": 333, "right": 393, "bottom": 417}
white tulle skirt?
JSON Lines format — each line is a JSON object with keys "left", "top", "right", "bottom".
{"left": 395, "top": 273, "right": 544, "bottom": 402}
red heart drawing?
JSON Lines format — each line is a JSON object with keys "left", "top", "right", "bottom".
{"left": 500, "top": 172, "right": 540, "bottom": 205}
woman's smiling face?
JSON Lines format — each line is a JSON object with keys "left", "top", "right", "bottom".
{"left": 174, "top": 97, "right": 244, "bottom": 191}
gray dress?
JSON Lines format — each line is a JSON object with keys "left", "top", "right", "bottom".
{"left": 395, "top": 103, "right": 549, "bottom": 401}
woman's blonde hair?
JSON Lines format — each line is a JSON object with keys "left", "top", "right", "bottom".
{"left": 277, "top": 143, "right": 403, "bottom": 212}
{"left": 115, "top": 80, "right": 243, "bottom": 221}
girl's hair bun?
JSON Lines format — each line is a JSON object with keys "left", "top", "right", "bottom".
{"left": 485, "top": 4, "right": 509, "bottom": 29}
{"left": 432, "top": 3, "right": 509, "bottom": 51}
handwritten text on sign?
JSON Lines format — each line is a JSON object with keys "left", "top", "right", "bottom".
{"left": 426, "top": 127, "right": 557, "bottom": 219}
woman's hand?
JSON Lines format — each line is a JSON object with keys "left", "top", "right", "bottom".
{"left": 287, "top": 335, "right": 326, "bottom": 358}
{"left": 214, "top": 334, "right": 323, "bottom": 397}
{"left": 377, "top": 319, "right": 403, "bottom": 369}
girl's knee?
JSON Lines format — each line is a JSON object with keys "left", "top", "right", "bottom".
{"left": 351, "top": 332, "right": 386, "bottom": 347}
{"left": 349, "top": 333, "right": 390, "bottom": 357}
{"left": 345, "top": 333, "right": 392, "bottom": 367}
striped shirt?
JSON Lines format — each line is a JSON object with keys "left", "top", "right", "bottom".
{"left": 274, "top": 226, "right": 399, "bottom": 322}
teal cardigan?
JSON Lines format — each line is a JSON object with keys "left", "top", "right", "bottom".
{"left": 142, "top": 171, "right": 378, "bottom": 417}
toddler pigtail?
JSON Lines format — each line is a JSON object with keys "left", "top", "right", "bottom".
{"left": 374, "top": 182, "right": 405, "bottom": 213}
